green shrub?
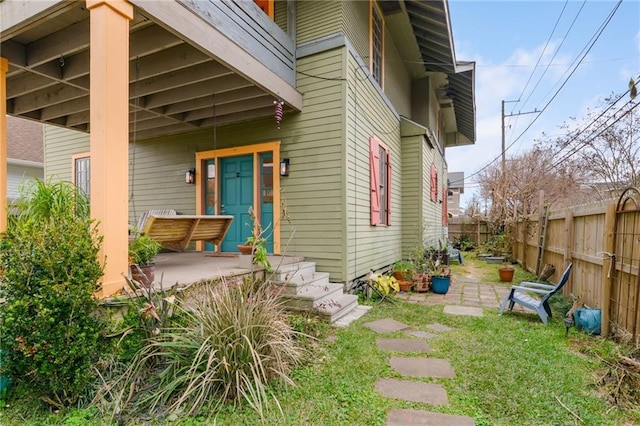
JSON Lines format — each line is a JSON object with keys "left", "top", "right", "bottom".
{"left": 109, "top": 279, "right": 303, "bottom": 420}
{"left": 0, "top": 180, "right": 104, "bottom": 408}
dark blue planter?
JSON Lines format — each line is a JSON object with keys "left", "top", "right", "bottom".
{"left": 431, "top": 276, "right": 451, "bottom": 294}
{"left": 0, "top": 350, "right": 11, "bottom": 397}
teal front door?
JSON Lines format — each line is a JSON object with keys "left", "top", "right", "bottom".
{"left": 220, "top": 155, "right": 254, "bottom": 252}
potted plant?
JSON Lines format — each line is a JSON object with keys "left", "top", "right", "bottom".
{"left": 129, "top": 235, "right": 162, "bottom": 288}
{"left": 238, "top": 206, "right": 271, "bottom": 272}
{"left": 430, "top": 266, "right": 451, "bottom": 294}
{"left": 498, "top": 263, "right": 515, "bottom": 282}
{"left": 410, "top": 246, "right": 430, "bottom": 293}
{"left": 392, "top": 260, "right": 414, "bottom": 281}
{"left": 421, "top": 248, "right": 451, "bottom": 294}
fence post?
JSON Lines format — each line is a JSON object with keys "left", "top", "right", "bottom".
{"left": 563, "top": 209, "right": 574, "bottom": 295}
{"left": 601, "top": 203, "right": 616, "bottom": 337}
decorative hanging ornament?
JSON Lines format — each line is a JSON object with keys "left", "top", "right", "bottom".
{"left": 274, "top": 100, "right": 284, "bottom": 129}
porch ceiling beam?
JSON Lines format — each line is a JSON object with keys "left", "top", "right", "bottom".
{"left": 10, "top": 43, "right": 212, "bottom": 101}
{"left": 144, "top": 74, "right": 252, "bottom": 109}
{"left": 11, "top": 80, "right": 88, "bottom": 115}
{"left": 130, "top": 116, "right": 197, "bottom": 133}
{"left": 160, "top": 86, "right": 266, "bottom": 115}
{"left": 199, "top": 105, "right": 275, "bottom": 127}
{"left": 129, "top": 44, "right": 211, "bottom": 80}
{"left": 27, "top": 19, "right": 90, "bottom": 68}
{"left": 133, "top": 123, "right": 198, "bottom": 140}
{"left": 129, "top": 23, "right": 184, "bottom": 59}
{"left": 7, "top": 70, "right": 60, "bottom": 98}
{"left": 40, "top": 96, "right": 88, "bottom": 121}
{"left": 132, "top": 61, "right": 232, "bottom": 98}
{"left": 3, "top": 20, "right": 183, "bottom": 77}
{"left": 130, "top": 0, "right": 303, "bottom": 111}
{"left": 180, "top": 96, "right": 274, "bottom": 122}
{"left": 133, "top": 105, "right": 277, "bottom": 140}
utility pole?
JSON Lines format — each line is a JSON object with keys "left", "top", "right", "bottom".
{"left": 500, "top": 100, "right": 538, "bottom": 223}
{"left": 501, "top": 100, "right": 538, "bottom": 173}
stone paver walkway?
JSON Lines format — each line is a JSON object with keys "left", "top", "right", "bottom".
{"left": 365, "top": 317, "right": 477, "bottom": 425}
{"left": 376, "top": 338, "right": 430, "bottom": 353}
{"left": 443, "top": 305, "right": 484, "bottom": 317}
{"left": 387, "top": 409, "right": 476, "bottom": 426}
{"left": 375, "top": 379, "right": 449, "bottom": 405}
{"left": 395, "top": 273, "right": 529, "bottom": 314}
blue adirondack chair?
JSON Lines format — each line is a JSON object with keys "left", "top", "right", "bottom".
{"left": 499, "top": 263, "right": 573, "bottom": 324}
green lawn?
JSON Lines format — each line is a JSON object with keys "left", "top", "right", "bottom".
{"left": 2, "top": 257, "right": 639, "bottom": 425}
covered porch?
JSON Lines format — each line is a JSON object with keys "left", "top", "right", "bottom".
{"left": 1, "top": 0, "right": 303, "bottom": 296}
{"left": 142, "top": 252, "right": 303, "bottom": 291}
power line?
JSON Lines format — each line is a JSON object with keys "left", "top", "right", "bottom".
{"left": 516, "top": 0, "right": 587, "bottom": 115}
{"left": 546, "top": 95, "right": 639, "bottom": 172}
{"left": 510, "top": 0, "right": 570, "bottom": 115}
{"left": 459, "top": 0, "right": 623, "bottom": 186}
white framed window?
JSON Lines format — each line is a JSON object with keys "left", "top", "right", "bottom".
{"left": 72, "top": 153, "right": 90, "bottom": 200}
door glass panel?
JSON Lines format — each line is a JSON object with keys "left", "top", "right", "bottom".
{"left": 204, "top": 159, "right": 216, "bottom": 251}
{"left": 260, "top": 154, "right": 274, "bottom": 253}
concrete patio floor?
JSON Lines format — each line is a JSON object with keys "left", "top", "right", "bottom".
{"left": 146, "top": 252, "right": 303, "bottom": 290}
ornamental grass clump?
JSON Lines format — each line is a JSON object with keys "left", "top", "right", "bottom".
{"left": 0, "top": 180, "right": 104, "bottom": 408}
{"left": 109, "top": 278, "right": 303, "bottom": 420}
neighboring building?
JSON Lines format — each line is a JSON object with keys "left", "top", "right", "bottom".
{"left": 2, "top": 0, "right": 476, "bottom": 296}
{"left": 6, "top": 115, "right": 44, "bottom": 202}
{"left": 447, "top": 171, "right": 464, "bottom": 217}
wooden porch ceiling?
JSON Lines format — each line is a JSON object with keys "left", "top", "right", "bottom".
{"left": 1, "top": 2, "right": 295, "bottom": 140}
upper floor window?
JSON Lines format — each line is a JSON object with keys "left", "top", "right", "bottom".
{"left": 370, "top": 1, "right": 384, "bottom": 88}
{"left": 370, "top": 136, "right": 391, "bottom": 226}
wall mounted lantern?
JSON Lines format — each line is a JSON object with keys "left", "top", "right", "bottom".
{"left": 280, "top": 158, "right": 290, "bottom": 177}
{"left": 185, "top": 168, "right": 195, "bottom": 184}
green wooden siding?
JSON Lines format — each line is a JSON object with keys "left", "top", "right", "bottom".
{"left": 44, "top": 125, "right": 88, "bottom": 182}
{"left": 421, "top": 141, "right": 446, "bottom": 246}
{"left": 384, "top": 32, "right": 411, "bottom": 117}
{"left": 274, "top": 0, "right": 287, "bottom": 33}
{"left": 343, "top": 0, "right": 368, "bottom": 61}
{"left": 400, "top": 135, "right": 423, "bottom": 258}
{"left": 296, "top": 0, "right": 343, "bottom": 45}
{"left": 345, "top": 53, "right": 403, "bottom": 279}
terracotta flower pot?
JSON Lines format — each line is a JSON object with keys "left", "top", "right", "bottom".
{"left": 398, "top": 279, "right": 413, "bottom": 292}
{"left": 393, "top": 271, "right": 405, "bottom": 280}
{"left": 498, "top": 266, "right": 515, "bottom": 282}
{"left": 237, "top": 244, "right": 253, "bottom": 255}
{"left": 415, "top": 273, "right": 429, "bottom": 293}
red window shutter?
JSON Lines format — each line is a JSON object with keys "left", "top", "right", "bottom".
{"left": 442, "top": 184, "right": 448, "bottom": 226}
{"left": 386, "top": 150, "right": 392, "bottom": 225}
{"left": 369, "top": 137, "right": 381, "bottom": 225}
{"left": 430, "top": 165, "right": 437, "bottom": 202}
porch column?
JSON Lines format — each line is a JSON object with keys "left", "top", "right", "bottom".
{"left": 0, "top": 58, "right": 8, "bottom": 233}
{"left": 86, "top": 0, "right": 133, "bottom": 296}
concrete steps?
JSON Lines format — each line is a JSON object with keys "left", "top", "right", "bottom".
{"left": 270, "top": 261, "right": 362, "bottom": 324}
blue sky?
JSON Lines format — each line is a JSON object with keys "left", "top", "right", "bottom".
{"left": 446, "top": 0, "right": 640, "bottom": 206}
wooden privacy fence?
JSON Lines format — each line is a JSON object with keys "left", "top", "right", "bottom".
{"left": 448, "top": 217, "right": 491, "bottom": 245}
{"left": 511, "top": 188, "right": 640, "bottom": 345}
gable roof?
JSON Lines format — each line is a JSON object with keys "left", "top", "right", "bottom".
{"left": 6, "top": 115, "right": 44, "bottom": 163}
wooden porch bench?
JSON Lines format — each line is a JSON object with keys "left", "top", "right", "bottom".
{"left": 140, "top": 214, "right": 234, "bottom": 252}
